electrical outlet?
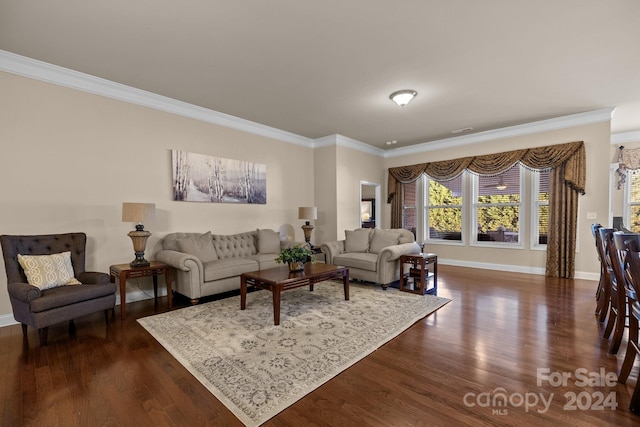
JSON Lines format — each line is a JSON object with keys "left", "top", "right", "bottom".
{"left": 586, "top": 212, "right": 597, "bottom": 220}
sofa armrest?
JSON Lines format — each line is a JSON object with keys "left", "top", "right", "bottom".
{"left": 320, "top": 240, "right": 345, "bottom": 265}
{"left": 375, "top": 242, "right": 421, "bottom": 286}
{"left": 156, "top": 249, "right": 203, "bottom": 272}
{"left": 77, "top": 271, "right": 110, "bottom": 285}
{"left": 156, "top": 249, "right": 204, "bottom": 301}
{"left": 377, "top": 242, "right": 421, "bottom": 263}
{"left": 7, "top": 281, "right": 41, "bottom": 303}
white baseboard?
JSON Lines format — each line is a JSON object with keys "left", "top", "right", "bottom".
{"left": 0, "top": 289, "right": 162, "bottom": 329}
{"left": 0, "top": 313, "right": 18, "bottom": 328}
{"left": 436, "top": 258, "right": 599, "bottom": 281}
{"left": 0, "top": 263, "right": 598, "bottom": 328}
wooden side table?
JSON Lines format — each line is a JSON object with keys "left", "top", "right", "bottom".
{"left": 310, "top": 248, "right": 326, "bottom": 263}
{"left": 399, "top": 253, "right": 437, "bottom": 295}
{"left": 109, "top": 261, "right": 173, "bottom": 320}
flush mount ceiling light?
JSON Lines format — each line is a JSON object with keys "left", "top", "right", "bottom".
{"left": 389, "top": 90, "right": 417, "bottom": 107}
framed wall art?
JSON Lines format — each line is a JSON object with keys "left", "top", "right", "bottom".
{"left": 172, "top": 150, "right": 266, "bottom": 204}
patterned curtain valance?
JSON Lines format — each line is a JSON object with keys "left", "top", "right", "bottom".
{"left": 616, "top": 146, "right": 640, "bottom": 189}
{"left": 387, "top": 140, "right": 586, "bottom": 203}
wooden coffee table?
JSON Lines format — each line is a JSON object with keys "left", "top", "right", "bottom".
{"left": 240, "top": 263, "right": 349, "bottom": 325}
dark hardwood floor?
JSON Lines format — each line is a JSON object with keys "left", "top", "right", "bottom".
{"left": 1, "top": 265, "right": 639, "bottom": 426}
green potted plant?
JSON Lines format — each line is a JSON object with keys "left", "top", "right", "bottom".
{"left": 275, "top": 244, "right": 315, "bottom": 271}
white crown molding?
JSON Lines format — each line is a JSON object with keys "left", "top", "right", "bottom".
{"left": 385, "top": 107, "right": 617, "bottom": 158}
{"left": 0, "top": 50, "right": 621, "bottom": 158}
{"left": 611, "top": 130, "right": 640, "bottom": 145}
{"left": 312, "top": 134, "right": 385, "bottom": 156}
{"left": 335, "top": 134, "right": 385, "bottom": 156}
{"left": 0, "top": 50, "right": 314, "bottom": 147}
{"left": 312, "top": 135, "right": 340, "bottom": 148}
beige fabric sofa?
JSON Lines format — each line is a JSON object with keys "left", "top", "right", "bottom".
{"left": 155, "top": 229, "right": 303, "bottom": 303}
{"left": 320, "top": 228, "right": 420, "bottom": 289}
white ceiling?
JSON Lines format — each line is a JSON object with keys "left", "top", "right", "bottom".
{"left": 1, "top": 0, "right": 639, "bottom": 149}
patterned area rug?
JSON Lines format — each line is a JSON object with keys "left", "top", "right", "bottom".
{"left": 138, "top": 282, "right": 451, "bottom": 426}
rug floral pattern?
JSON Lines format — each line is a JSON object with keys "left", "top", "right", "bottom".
{"left": 138, "top": 282, "right": 450, "bottom": 426}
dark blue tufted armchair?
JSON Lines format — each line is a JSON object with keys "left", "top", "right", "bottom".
{"left": 0, "top": 232, "right": 116, "bottom": 346}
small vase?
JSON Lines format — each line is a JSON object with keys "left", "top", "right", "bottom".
{"left": 288, "top": 261, "right": 305, "bottom": 271}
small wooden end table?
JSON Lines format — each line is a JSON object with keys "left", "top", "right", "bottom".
{"left": 109, "top": 261, "right": 173, "bottom": 320}
{"left": 399, "top": 253, "right": 437, "bottom": 295}
{"left": 241, "top": 263, "right": 349, "bottom": 325}
{"left": 310, "top": 248, "right": 326, "bottom": 263}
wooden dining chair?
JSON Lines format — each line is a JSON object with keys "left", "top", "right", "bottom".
{"left": 614, "top": 231, "right": 640, "bottom": 413}
{"left": 599, "top": 227, "right": 626, "bottom": 353}
{"left": 591, "top": 223, "right": 608, "bottom": 321}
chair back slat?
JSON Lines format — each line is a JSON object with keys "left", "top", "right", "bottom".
{"left": 614, "top": 231, "right": 640, "bottom": 300}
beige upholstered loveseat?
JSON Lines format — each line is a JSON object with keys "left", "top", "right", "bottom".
{"left": 155, "top": 229, "right": 304, "bottom": 303}
{"left": 320, "top": 228, "right": 420, "bottom": 289}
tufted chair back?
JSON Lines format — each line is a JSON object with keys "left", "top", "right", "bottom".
{"left": 0, "top": 233, "right": 87, "bottom": 284}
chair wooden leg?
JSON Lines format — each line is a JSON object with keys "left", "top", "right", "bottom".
{"left": 630, "top": 380, "right": 640, "bottom": 414}
{"left": 595, "top": 276, "right": 606, "bottom": 317}
{"left": 68, "top": 320, "right": 76, "bottom": 338}
{"left": 609, "top": 311, "right": 625, "bottom": 354}
{"left": 21, "top": 323, "right": 27, "bottom": 338}
{"left": 597, "top": 284, "right": 610, "bottom": 322}
{"left": 603, "top": 307, "right": 616, "bottom": 339}
{"left": 619, "top": 315, "right": 638, "bottom": 383}
{"left": 38, "top": 327, "right": 49, "bottom": 346}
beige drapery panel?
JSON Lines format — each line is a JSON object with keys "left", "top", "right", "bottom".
{"left": 615, "top": 146, "right": 640, "bottom": 189}
{"left": 387, "top": 140, "right": 586, "bottom": 278}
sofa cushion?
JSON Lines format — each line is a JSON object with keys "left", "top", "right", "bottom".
{"left": 212, "top": 232, "right": 257, "bottom": 259}
{"left": 334, "top": 252, "right": 378, "bottom": 272}
{"left": 344, "top": 228, "right": 372, "bottom": 253}
{"left": 369, "top": 228, "right": 401, "bottom": 254}
{"left": 203, "top": 258, "right": 259, "bottom": 282}
{"left": 246, "top": 253, "right": 279, "bottom": 270}
{"left": 257, "top": 228, "right": 281, "bottom": 254}
{"left": 17, "top": 251, "right": 81, "bottom": 290}
{"left": 176, "top": 231, "right": 218, "bottom": 262}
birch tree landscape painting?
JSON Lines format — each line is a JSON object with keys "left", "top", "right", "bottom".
{"left": 172, "top": 150, "right": 267, "bottom": 204}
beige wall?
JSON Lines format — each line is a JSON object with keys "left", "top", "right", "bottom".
{"left": 0, "top": 68, "right": 615, "bottom": 323}
{"left": 313, "top": 144, "right": 338, "bottom": 244}
{"left": 384, "top": 121, "right": 611, "bottom": 278}
{"left": 335, "top": 144, "right": 385, "bottom": 239}
{"left": 0, "top": 72, "right": 318, "bottom": 318}
{"left": 312, "top": 140, "right": 384, "bottom": 242}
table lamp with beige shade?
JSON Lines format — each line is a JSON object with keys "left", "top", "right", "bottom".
{"left": 122, "top": 202, "right": 156, "bottom": 268}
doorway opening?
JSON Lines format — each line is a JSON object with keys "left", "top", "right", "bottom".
{"left": 360, "top": 181, "right": 381, "bottom": 229}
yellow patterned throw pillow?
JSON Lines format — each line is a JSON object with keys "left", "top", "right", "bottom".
{"left": 17, "top": 251, "right": 82, "bottom": 290}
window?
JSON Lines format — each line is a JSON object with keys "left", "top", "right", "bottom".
{"left": 472, "top": 165, "right": 522, "bottom": 245}
{"left": 425, "top": 174, "right": 464, "bottom": 242}
{"left": 400, "top": 164, "right": 547, "bottom": 249}
{"left": 625, "top": 169, "right": 640, "bottom": 232}
{"left": 532, "top": 169, "right": 550, "bottom": 246}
